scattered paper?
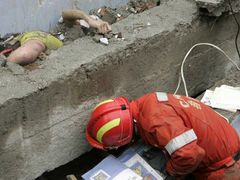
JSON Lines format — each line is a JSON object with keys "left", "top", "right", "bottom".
{"left": 201, "top": 89, "right": 213, "bottom": 106}
{"left": 82, "top": 155, "right": 142, "bottom": 180}
{"left": 100, "top": 37, "right": 109, "bottom": 45}
{"left": 201, "top": 85, "right": 240, "bottom": 112}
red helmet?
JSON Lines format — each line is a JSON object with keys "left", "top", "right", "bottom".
{"left": 86, "top": 97, "right": 133, "bottom": 150}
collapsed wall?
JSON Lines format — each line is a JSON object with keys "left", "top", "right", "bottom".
{"left": 0, "top": 0, "right": 239, "bottom": 179}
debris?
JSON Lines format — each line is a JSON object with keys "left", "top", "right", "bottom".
{"left": 64, "top": 24, "right": 85, "bottom": 41}
{"left": 201, "top": 85, "right": 240, "bottom": 112}
{"left": 58, "top": 34, "right": 65, "bottom": 41}
{"left": 97, "top": 8, "right": 102, "bottom": 14}
{"left": 2, "top": 33, "right": 15, "bottom": 41}
{"left": 66, "top": 174, "right": 78, "bottom": 180}
{"left": 128, "top": 0, "right": 160, "bottom": 13}
{"left": 114, "top": 32, "right": 123, "bottom": 39}
{"left": 100, "top": 37, "right": 109, "bottom": 45}
{"left": 0, "top": 54, "right": 7, "bottom": 67}
{"left": 147, "top": 22, "right": 151, "bottom": 26}
{"left": 104, "top": 32, "right": 114, "bottom": 39}
{"left": 58, "top": 16, "right": 64, "bottom": 23}
{"left": 38, "top": 52, "right": 48, "bottom": 61}
{"left": 129, "top": 7, "right": 138, "bottom": 14}
{"left": 3, "top": 35, "right": 14, "bottom": 45}
{"left": 98, "top": 6, "right": 117, "bottom": 24}
{"left": 62, "top": 9, "right": 112, "bottom": 34}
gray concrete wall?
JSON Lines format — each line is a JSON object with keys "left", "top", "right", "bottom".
{"left": 0, "top": 0, "right": 239, "bottom": 179}
{"left": 0, "top": 0, "right": 128, "bottom": 37}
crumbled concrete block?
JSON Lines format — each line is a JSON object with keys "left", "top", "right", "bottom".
{"left": 195, "top": 0, "right": 240, "bottom": 16}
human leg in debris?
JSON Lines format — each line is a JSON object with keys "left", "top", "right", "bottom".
{"left": 62, "top": 9, "right": 112, "bottom": 34}
{"left": 7, "top": 31, "right": 63, "bottom": 65}
{"left": 7, "top": 39, "right": 45, "bottom": 65}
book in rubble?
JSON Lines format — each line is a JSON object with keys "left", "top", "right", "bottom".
{"left": 81, "top": 155, "right": 142, "bottom": 180}
{"left": 82, "top": 143, "right": 166, "bottom": 180}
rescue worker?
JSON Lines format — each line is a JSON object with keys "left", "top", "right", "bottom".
{"left": 86, "top": 92, "right": 240, "bottom": 179}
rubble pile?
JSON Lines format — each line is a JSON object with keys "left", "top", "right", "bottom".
{"left": 195, "top": 0, "right": 240, "bottom": 16}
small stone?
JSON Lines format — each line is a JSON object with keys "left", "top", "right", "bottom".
{"left": 58, "top": 16, "right": 64, "bottom": 23}
{"left": 114, "top": 32, "right": 123, "bottom": 39}
{"left": 97, "top": 8, "right": 102, "bottom": 14}
{"left": 129, "top": 7, "right": 137, "bottom": 14}
{"left": 104, "top": 33, "right": 114, "bottom": 39}
{"left": 100, "top": 37, "right": 109, "bottom": 45}
{"left": 58, "top": 34, "right": 65, "bottom": 40}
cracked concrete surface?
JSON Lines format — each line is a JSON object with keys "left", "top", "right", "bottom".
{"left": 0, "top": 0, "right": 240, "bottom": 179}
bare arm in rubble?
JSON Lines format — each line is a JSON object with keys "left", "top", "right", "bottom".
{"left": 62, "top": 9, "right": 112, "bottom": 34}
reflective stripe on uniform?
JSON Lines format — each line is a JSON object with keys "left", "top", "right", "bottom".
{"left": 156, "top": 92, "right": 168, "bottom": 102}
{"left": 94, "top": 99, "right": 114, "bottom": 109}
{"left": 96, "top": 118, "right": 120, "bottom": 143}
{"left": 165, "top": 129, "right": 197, "bottom": 155}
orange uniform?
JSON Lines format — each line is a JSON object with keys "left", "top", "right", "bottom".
{"left": 130, "top": 92, "right": 240, "bottom": 179}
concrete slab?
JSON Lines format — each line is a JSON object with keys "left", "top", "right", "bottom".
{"left": 0, "top": 0, "right": 239, "bottom": 179}
{"left": 195, "top": 0, "right": 240, "bottom": 16}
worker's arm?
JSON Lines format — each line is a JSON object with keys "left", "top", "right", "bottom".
{"left": 153, "top": 114, "right": 205, "bottom": 177}
{"left": 62, "top": 9, "right": 111, "bottom": 34}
